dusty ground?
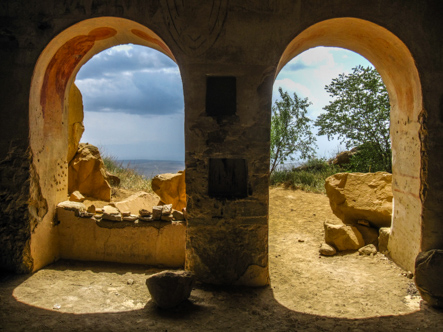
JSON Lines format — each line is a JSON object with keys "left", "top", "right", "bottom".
{"left": 1, "top": 187, "right": 442, "bottom": 331}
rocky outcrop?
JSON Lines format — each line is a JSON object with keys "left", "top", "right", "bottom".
{"left": 415, "top": 249, "right": 443, "bottom": 308}
{"left": 325, "top": 172, "right": 393, "bottom": 228}
{"left": 67, "top": 84, "right": 85, "bottom": 163}
{"left": 146, "top": 270, "right": 195, "bottom": 309}
{"left": 324, "top": 222, "right": 365, "bottom": 251}
{"left": 151, "top": 171, "right": 186, "bottom": 211}
{"left": 68, "top": 143, "right": 111, "bottom": 201}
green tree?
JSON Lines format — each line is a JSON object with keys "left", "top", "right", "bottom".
{"left": 270, "top": 87, "right": 317, "bottom": 174}
{"left": 315, "top": 65, "right": 391, "bottom": 172}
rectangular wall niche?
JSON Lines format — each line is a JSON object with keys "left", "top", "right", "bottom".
{"left": 206, "top": 76, "right": 236, "bottom": 117}
{"left": 209, "top": 158, "right": 248, "bottom": 199}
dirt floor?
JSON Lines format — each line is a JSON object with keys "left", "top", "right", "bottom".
{"left": 1, "top": 187, "right": 442, "bottom": 331}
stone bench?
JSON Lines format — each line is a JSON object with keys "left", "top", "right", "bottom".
{"left": 56, "top": 201, "right": 186, "bottom": 267}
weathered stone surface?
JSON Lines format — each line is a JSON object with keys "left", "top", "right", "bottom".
{"left": 151, "top": 172, "right": 186, "bottom": 211}
{"left": 319, "top": 243, "right": 337, "bottom": 256}
{"left": 69, "top": 190, "right": 85, "bottom": 202}
{"left": 139, "top": 209, "right": 152, "bottom": 217}
{"left": 68, "top": 144, "right": 111, "bottom": 201}
{"left": 161, "top": 215, "right": 173, "bottom": 222}
{"left": 325, "top": 172, "right": 393, "bottom": 228}
{"left": 146, "top": 270, "right": 195, "bottom": 309}
{"left": 152, "top": 206, "right": 162, "bottom": 221}
{"left": 415, "top": 250, "right": 443, "bottom": 308}
{"left": 359, "top": 244, "right": 377, "bottom": 255}
{"left": 356, "top": 224, "right": 379, "bottom": 246}
{"left": 378, "top": 227, "right": 391, "bottom": 254}
{"left": 139, "top": 216, "right": 153, "bottom": 222}
{"left": 67, "top": 84, "right": 84, "bottom": 163}
{"left": 114, "top": 191, "right": 159, "bottom": 216}
{"left": 103, "top": 205, "right": 119, "bottom": 215}
{"left": 102, "top": 205, "right": 122, "bottom": 222}
{"left": 186, "top": 224, "right": 268, "bottom": 285}
{"left": 324, "top": 222, "right": 365, "bottom": 251}
{"left": 162, "top": 204, "right": 173, "bottom": 215}
{"left": 57, "top": 201, "right": 86, "bottom": 212}
{"left": 102, "top": 213, "right": 122, "bottom": 222}
{"left": 78, "top": 211, "right": 94, "bottom": 218}
{"left": 123, "top": 214, "right": 138, "bottom": 222}
{"left": 87, "top": 205, "right": 96, "bottom": 214}
{"left": 172, "top": 210, "right": 185, "bottom": 221}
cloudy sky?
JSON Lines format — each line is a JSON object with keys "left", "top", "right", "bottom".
{"left": 75, "top": 45, "right": 373, "bottom": 161}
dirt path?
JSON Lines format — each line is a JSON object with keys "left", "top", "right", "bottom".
{"left": 1, "top": 187, "right": 442, "bottom": 331}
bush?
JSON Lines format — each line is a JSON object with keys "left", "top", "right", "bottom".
{"left": 102, "top": 156, "right": 152, "bottom": 192}
{"left": 270, "top": 158, "right": 341, "bottom": 193}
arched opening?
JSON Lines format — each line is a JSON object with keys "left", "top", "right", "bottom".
{"left": 275, "top": 17, "right": 423, "bottom": 273}
{"left": 269, "top": 18, "right": 423, "bottom": 315}
{"left": 270, "top": 46, "right": 402, "bottom": 316}
{"left": 29, "top": 17, "right": 182, "bottom": 271}
{"left": 74, "top": 43, "right": 185, "bottom": 186}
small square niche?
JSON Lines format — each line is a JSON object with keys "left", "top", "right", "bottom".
{"left": 209, "top": 158, "right": 248, "bottom": 199}
{"left": 206, "top": 76, "right": 236, "bottom": 117}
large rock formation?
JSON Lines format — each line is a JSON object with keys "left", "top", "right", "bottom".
{"left": 68, "top": 143, "right": 111, "bottom": 201}
{"left": 325, "top": 172, "right": 393, "bottom": 228}
{"left": 67, "top": 84, "right": 85, "bottom": 163}
{"left": 151, "top": 171, "right": 186, "bottom": 211}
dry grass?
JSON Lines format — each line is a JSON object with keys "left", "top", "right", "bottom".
{"left": 103, "top": 156, "right": 153, "bottom": 193}
{"left": 270, "top": 158, "right": 341, "bottom": 193}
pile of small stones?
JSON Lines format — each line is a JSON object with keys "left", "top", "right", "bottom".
{"left": 79, "top": 203, "right": 186, "bottom": 224}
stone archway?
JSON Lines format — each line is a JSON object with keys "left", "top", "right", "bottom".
{"left": 276, "top": 18, "right": 423, "bottom": 272}
{"left": 29, "top": 17, "right": 179, "bottom": 271}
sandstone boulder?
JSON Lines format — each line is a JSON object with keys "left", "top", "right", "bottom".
{"left": 378, "top": 227, "right": 391, "bottom": 254}
{"left": 67, "top": 84, "right": 85, "bottom": 163}
{"left": 356, "top": 224, "right": 379, "bottom": 247}
{"left": 172, "top": 210, "right": 185, "bottom": 221}
{"left": 324, "top": 222, "right": 365, "bottom": 251}
{"left": 146, "top": 270, "right": 195, "bottom": 309}
{"left": 415, "top": 249, "right": 443, "bottom": 308}
{"left": 69, "top": 190, "right": 85, "bottom": 202}
{"left": 325, "top": 172, "right": 392, "bottom": 228}
{"left": 68, "top": 143, "right": 111, "bottom": 201}
{"left": 319, "top": 243, "right": 337, "bottom": 256}
{"left": 152, "top": 206, "right": 162, "bottom": 220}
{"left": 114, "top": 191, "right": 159, "bottom": 215}
{"left": 358, "top": 244, "right": 377, "bottom": 256}
{"left": 102, "top": 205, "right": 122, "bottom": 222}
{"left": 151, "top": 171, "right": 186, "bottom": 211}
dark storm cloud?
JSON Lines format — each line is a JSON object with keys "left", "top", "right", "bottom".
{"left": 75, "top": 45, "right": 184, "bottom": 116}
